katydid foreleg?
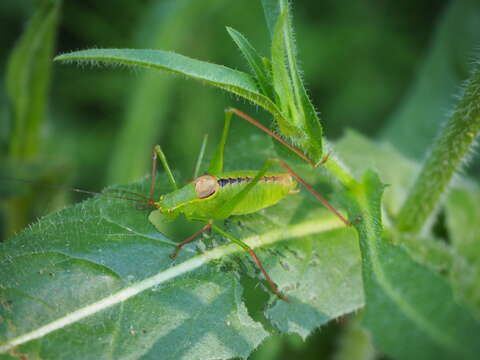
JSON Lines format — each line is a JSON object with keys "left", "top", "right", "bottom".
{"left": 170, "top": 221, "right": 212, "bottom": 260}
{"left": 271, "top": 159, "right": 351, "bottom": 226}
{"left": 209, "top": 222, "right": 288, "bottom": 302}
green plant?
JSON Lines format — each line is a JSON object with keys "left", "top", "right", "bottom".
{"left": 1, "top": 0, "right": 480, "bottom": 359}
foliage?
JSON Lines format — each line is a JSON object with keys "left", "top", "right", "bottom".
{"left": 1, "top": 0, "right": 480, "bottom": 359}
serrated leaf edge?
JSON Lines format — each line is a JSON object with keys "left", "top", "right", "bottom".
{"left": 0, "top": 216, "right": 343, "bottom": 353}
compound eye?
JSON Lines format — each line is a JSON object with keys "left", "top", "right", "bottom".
{"left": 194, "top": 175, "right": 218, "bottom": 199}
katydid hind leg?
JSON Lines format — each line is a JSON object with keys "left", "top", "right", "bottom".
{"left": 226, "top": 107, "right": 317, "bottom": 167}
{"left": 210, "top": 223, "right": 288, "bottom": 302}
{"left": 272, "top": 159, "right": 351, "bottom": 226}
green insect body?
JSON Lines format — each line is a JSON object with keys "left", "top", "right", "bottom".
{"left": 157, "top": 171, "right": 296, "bottom": 219}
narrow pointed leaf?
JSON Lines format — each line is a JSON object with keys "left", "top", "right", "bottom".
{"left": 261, "top": 0, "right": 281, "bottom": 38}
{"left": 270, "top": 5, "right": 323, "bottom": 162}
{"left": 271, "top": 11, "right": 298, "bottom": 134}
{"left": 226, "top": 26, "right": 274, "bottom": 100}
{"left": 54, "top": 48, "right": 289, "bottom": 127}
{"left": 279, "top": 0, "right": 323, "bottom": 162}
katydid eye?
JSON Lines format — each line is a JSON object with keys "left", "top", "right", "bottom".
{"left": 194, "top": 175, "right": 218, "bottom": 199}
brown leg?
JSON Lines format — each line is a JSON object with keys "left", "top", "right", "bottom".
{"left": 227, "top": 107, "right": 316, "bottom": 167}
{"left": 273, "top": 159, "right": 351, "bottom": 226}
{"left": 170, "top": 222, "right": 213, "bottom": 259}
{"left": 208, "top": 222, "right": 289, "bottom": 301}
{"left": 247, "top": 249, "right": 289, "bottom": 302}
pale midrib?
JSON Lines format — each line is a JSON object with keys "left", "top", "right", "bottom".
{"left": 359, "top": 193, "right": 462, "bottom": 355}
{"left": 0, "top": 216, "right": 343, "bottom": 353}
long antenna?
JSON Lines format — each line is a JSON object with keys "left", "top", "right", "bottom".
{"left": 1, "top": 177, "right": 155, "bottom": 206}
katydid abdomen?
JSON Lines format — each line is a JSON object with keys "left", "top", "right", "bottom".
{"left": 193, "top": 171, "right": 296, "bottom": 217}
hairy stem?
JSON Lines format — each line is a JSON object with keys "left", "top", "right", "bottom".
{"left": 323, "top": 155, "right": 357, "bottom": 189}
{"left": 396, "top": 62, "right": 480, "bottom": 234}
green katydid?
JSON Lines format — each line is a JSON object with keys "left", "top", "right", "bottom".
{"left": 142, "top": 108, "right": 350, "bottom": 301}
{"left": 4, "top": 108, "right": 348, "bottom": 300}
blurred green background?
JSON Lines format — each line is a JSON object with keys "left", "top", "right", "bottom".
{"left": 2, "top": 0, "right": 479, "bottom": 358}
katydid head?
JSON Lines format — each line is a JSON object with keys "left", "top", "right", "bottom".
{"left": 156, "top": 174, "right": 219, "bottom": 213}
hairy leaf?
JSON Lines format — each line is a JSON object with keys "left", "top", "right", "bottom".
{"left": 264, "top": 227, "right": 363, "bottom": 339}
{"left": 338, "top": 171, "right": 480, "bottom": 360}
{"left": 54, "top": 48, "right": 289, "bottom": 129}
{"left": 336, "top": 131, "right": 480, "bottom": 318}
{"left": 226, "top": 26, "right": 274, "bottom": 100}
{"left": 261, "top": 0, "right": 281, "bottom": 38}
{"left": 269, "top": 1, "right": 323, "bottom": 163}
{"left": 0, "top": 169, "right": 361, "bottom": 358}
{"left": 335, "top": 130, "right": 418, "bottom": 216}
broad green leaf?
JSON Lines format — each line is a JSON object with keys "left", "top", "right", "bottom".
{"left": 0, "top": 179, "right": 269, "bottom": 359}
{"left": 226, "top": 27, "right": 274, "bottom": 100}
{"left": 338, "top": 171, "right": 480, "bottom": 360}
{"left": 54, "top": 48, "right": 289, "bottom": 130}
{"left": 381, "top": 0, "right": 480, "bottom": 159}
{"left": 0, "top": 169, "right": 362, "bottom": 358}
{"left": 335, "top": 130, "right": 418, "bottom": 216}
{"left": 335, "top": 131, "right": 480, "bottom": 318}
{"left": 6, "top": 0, "right": 60, "bottom": 159}
{"left": 264, "top": 227, "right": 363, "bottom": 339}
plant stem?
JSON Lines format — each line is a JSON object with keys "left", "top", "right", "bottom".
{"left": 323, "top": 156, "right": 357, "bottom": 189}
{"left": 396, "top": 62, "right": 480, "bottom": 234}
